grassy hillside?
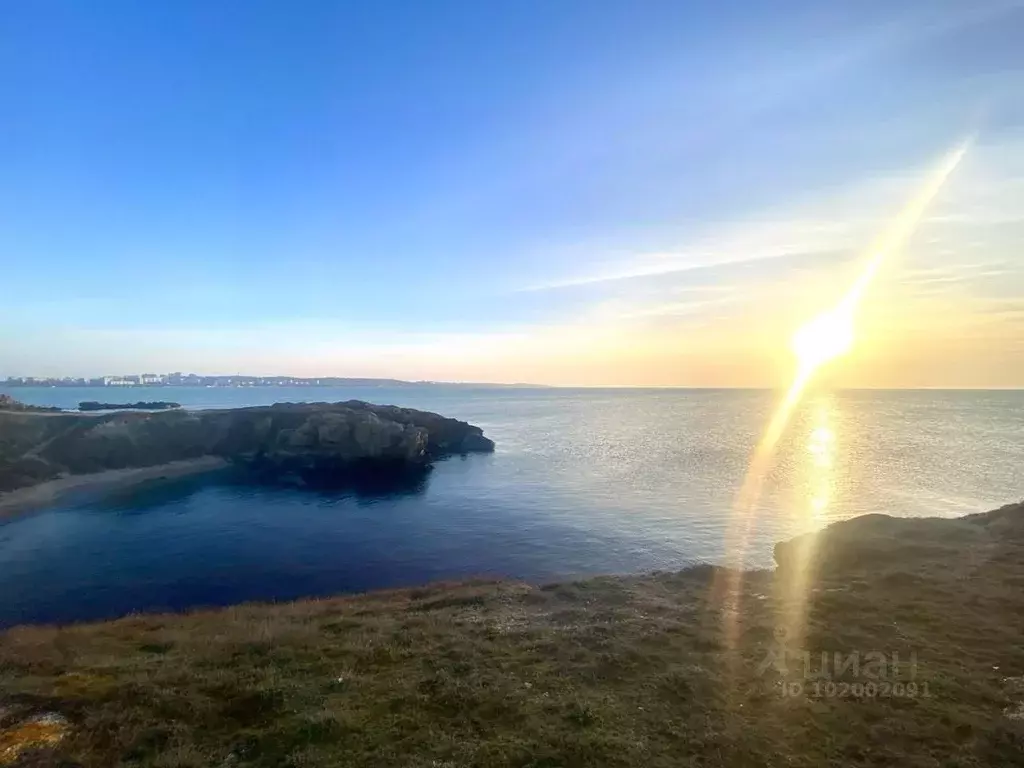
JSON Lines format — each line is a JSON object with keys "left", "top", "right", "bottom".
{"left": 0, "top": 503, "right": 1022, "bottom": 767}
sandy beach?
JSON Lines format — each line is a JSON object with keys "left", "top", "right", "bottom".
{"left": 0, "top": 456, "right": 229, "bottom": 517}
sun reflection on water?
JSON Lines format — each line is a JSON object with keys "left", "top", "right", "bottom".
{"left": 713, "top": 137, "right": 973, "bottom": 680}
{"left": 806, "top": 402, "right": 837, "bottom": 523}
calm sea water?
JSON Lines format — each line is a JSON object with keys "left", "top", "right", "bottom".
{"left": 2, "top": 386, "right": 1022, "bottom": 626}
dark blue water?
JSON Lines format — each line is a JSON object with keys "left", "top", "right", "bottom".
{"left": 2, "top": 386, "right": 1022, "bottom": 626}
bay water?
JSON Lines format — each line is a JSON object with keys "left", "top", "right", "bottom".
{"left": 2, "top": 386, "right": 1021, "bottom": 626}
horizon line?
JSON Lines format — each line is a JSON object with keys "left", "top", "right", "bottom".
{"left": 2, "top": 375, "right": 1022, "bottom": 393}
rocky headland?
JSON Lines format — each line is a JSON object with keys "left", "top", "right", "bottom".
{"left": 0, "top": 398, "right": 495, "bottom": 503}
{"left": 77, "top": 401, "right": 182, "bottom": 412}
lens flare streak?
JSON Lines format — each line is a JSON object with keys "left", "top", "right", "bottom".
{"left": 714, "top": 136, "right": 973, "bottom": 660}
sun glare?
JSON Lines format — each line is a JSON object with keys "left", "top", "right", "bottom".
{"left": 791, "top": 300, "right": 855, "bottom": 374}
{"left": 715, "top": 136, "right": 974, "bottom": 675}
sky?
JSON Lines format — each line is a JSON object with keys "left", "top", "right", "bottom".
{"left": 2, "top": 0, "right": 1024, "bottom": 387}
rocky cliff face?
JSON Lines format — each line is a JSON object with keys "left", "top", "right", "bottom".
{"left": 0, "top": 400, "right": 494, "bottom": 493}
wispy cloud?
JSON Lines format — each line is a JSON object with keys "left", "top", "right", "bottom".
{"left": 523, "top": 132, "right": 1024, "bottom": 303}
{"left": 519, "top": 220, "right": 876, "bottom": 293}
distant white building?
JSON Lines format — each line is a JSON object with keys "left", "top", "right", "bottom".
{"left": 140, "top": 374, "right": 163, "bottom": 385}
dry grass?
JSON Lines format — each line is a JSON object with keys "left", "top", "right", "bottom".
{"left": 1, "top": 504, "right": 1023, "bottom": 767}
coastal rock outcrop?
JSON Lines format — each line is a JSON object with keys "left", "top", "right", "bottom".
{"left": 0, "top": 394, "right": 61, "bottom": 413}
{"left": 78, "top": 400, "right": 181, "bottom": 411}
{"left": 0, "top": 400, "right": 494, "bottom": 494}
{"left": 773, "top": 501, "right": 1024, "bottom": 577}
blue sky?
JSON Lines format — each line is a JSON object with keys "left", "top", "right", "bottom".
{"left": 3, "top": 0, "right": 1024, "bottom": 385}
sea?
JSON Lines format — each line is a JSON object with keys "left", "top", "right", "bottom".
{"left": 1, "top": 386, "right": 1021, "bottom": 627}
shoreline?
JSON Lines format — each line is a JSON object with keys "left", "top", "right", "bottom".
{"left": 0, "top": 457, "right": 230, "bottom": 516}
{"left": 0, "top": 502, "right": 1020, "bottom": 766}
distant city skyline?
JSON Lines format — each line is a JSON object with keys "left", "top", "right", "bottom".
{"left": 3, "top": 372, "right": 1021, "bottom": 391}
{"left": 2, "top": 373, "right": 427, "bottom": 388}
{"left": 1, "top": 372, "right": 560, "bottom": 389}
{"left": 2, "top": 1, "right": 1024, "bottom": 387}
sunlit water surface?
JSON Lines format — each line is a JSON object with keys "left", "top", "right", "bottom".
{"left": 2, "top": 386, "right": 1021, "bottom": 625}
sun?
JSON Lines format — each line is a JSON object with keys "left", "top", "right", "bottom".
{"left": 790, "top": 299, "right": 855, "bottom": 374}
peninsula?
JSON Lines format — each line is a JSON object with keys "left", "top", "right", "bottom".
{"left": 78, "top": 400, "right": 182, "bottom": 412}
{"left": 0, "top": 397, "right": 494, "bottom": 509}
